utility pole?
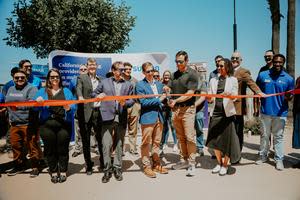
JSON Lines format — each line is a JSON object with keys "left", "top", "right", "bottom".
{"left": 233, "top": 0, "right": 237, "bottom": 51}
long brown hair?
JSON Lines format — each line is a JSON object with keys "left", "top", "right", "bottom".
{"left": 162, "top": 70, "right": 172, "bottom": 85}
{"left": 222, "top": 58, "right": 234, "bottom": 76}
{"left": 46, "top": 68, "right": 63, "bottom": 97}
{"left": 296, "top": 76, "right": 300, "bottom": 89}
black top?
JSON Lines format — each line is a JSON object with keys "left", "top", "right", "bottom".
{"left": 195, "top": 78, "right": 208, "bottom": 112}
{"left": 168, "top": 67, "right": 198, "bottom": 106}
{"left": 258, "top": 65, "right": 270, "bottom": 74}
{"left": 49, "top": 89, "right": 66, "bottom": 119}
{"left": 293, "top": 94, "right": 300, "bottom": 115}
{"left": 214, "top": 76, "right": 226, "bottom": 116}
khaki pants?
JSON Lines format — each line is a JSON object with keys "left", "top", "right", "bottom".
{"left": 10, "top": 125, "right": 42, "bottom": 168}
{"left": 127, "top": 102, "right": 141, "bottom": 151}
{"left": 141, "top": 121, "right": 163, "bottom": 168}
{"left": 172, "top": 105, "right": 196, "bottom": 164}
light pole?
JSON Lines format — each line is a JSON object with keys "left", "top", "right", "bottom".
{"left": 233, "top": 0, "right": 237, "bottom": 51}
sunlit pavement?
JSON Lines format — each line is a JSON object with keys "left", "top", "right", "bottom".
{"left": 1, "top": 126, "right": 300, "bottom": 200}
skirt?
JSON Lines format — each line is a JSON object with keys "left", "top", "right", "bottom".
{"left": 206, "top": 115, "right": 241, "bottom": 163}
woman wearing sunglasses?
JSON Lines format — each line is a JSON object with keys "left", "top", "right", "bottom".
{"left": 206, "top": 58, "right": 241, "bottom": 176}
{"left": 5, "top": 69, "right": 42, "bottom": 177}
{"left": 34, "top": 68, "right": 75, "bottom": 183}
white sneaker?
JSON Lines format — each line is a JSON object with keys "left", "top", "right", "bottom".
{"left": 219, "top": 166, "right": 228, "bottom": 176}
{"left": 172, "top": 160, "right": 189, "bottom": 170}
{"left": 212, "top": 164, "right": 221, "bottom": 174}
{"left": 173, "top": 144, "right": 178, "bottom": 152}
{"left": 186, "top": 165, "right": 196, "bottom": 177}
{"left": 275, "top": 161, "right": 284, "bottom": 171}
{"left": 162, "top": 144, "right": 167, "bottom": 151}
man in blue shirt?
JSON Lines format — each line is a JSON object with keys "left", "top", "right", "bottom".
{"left": 256, "top": 54, "right": 294, "bottom": 171}
{"left": 3, "top": 60, "right": 42, "bottom": 95}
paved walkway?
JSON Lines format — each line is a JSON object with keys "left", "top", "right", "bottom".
{"left": 1, "top": 127, "right": 300, "bottom": 200}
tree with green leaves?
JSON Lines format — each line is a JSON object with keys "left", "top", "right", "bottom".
{"left": 4, "top": 0, "right": 136, "bottom": 58}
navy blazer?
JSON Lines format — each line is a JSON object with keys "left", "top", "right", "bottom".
{"left": 92, "top": 77, "right": 134, "bottom": 126}
{"left": 136, "top": 78, "right": 164, "bottom": 125}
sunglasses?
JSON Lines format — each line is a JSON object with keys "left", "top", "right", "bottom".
{"left": 153, "top": 75, "right": 160, "bottom": 78}
{"left": 231, "top": 57, "right": 240, "bottom": 61}
{"left": 264, "top": 56, "right": 272, "bottom": 61}
{"left": 175, "top": 60, "right": 185, "bottom": 64}
{"left": 145, "top": 69, "right": 154, "bottom": 74}
{"left": 50, "top": 75, "right": 60, "bottom": 80}
{"left": 273, "top": 61, "right": 284, "bottom": 64}
{"left": 217, "top": 65, "right": 225, "bottom": 68}
{"left": 14, "top": 76, "right": 26, "bottom": 80}
{"left": 80, "top": 68, "right": 87, "bottom": 72}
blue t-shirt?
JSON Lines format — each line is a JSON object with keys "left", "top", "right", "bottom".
{"left": 0, "top": 93, "right": 5, "bottom": 103}
{"left": 2, "top": 80, "right": 14, "bottom": 96}
{"left": 256, "top": 69, "right": 294, "bottom": 117}
{"left": 68, "top": 76, "right": 77, "bottom": 95}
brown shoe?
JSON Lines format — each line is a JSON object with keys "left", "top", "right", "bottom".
{"left": 153, "top": 165, "right": 168, "bottom": 174}
{"left": 144, "top": 167, "right": 156, "bottom": 178}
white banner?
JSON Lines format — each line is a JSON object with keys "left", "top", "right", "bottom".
{"left": 49, "top": 50, "right": 170, "bottom": 86}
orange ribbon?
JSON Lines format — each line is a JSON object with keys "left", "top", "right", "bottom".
{"left": 0, "top": 89, "right": 299, "bottom": 108}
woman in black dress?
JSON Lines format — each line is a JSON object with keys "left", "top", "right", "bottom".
{"left": 206, "top": 58, "right": 240, "bottom": 176}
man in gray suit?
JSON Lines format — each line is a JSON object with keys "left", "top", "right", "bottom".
{"left": 76, "top": 58, "right": 103, "bottom": 175}
{"left": 92, "top": 61, "right": 134, "bottom": 183}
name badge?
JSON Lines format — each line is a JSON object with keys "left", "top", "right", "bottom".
{"left": 264, "top": 79, "right": 271, "bottom": 83}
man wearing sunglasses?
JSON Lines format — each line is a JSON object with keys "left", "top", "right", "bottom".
{"left": 92, "top": 61, "right": 134, "bottom": 183}
{"left": 259, "top": 50, "right": 274, "bottom": 73}
{"left": 165, "top": 50, "right": 198, "bottom": 177}
{"left": 5, "top": 69, "right": 42, "bottom": 177}
{"left": 254, "top": 50, "right": 276, "bottom": 117}
{"left": 136, "top": 62, "right": 168, "bottom": 178}
{"left": 209, "top": 55, "right": 223, "bottom": 81}
{"left": 2, "top": 60, "right": 42, "bottom": 95}
{"left": 153, "top": 70, "right": 161, "bottom": 81}
{"left": 2, "top": 60, "right": 42, "bottom": 161}
{"left": 121, "top": 62, "right": 141, "bottom": 155}
{"left": 231, "top": 51, "right": 264, "bottom": 157}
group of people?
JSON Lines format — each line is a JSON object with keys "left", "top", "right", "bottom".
{"left": 0, "top": 50, "right": 299, "bottom": 183}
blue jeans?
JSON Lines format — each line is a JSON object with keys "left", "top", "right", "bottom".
{"left": 161, "top": 110, "right": 177, "bottom": 147}
{"left": 260, "top": 114, "right": 286, "bottom": 161}
{"left": 195, "top": 111, "right": 205, "bottom": 150}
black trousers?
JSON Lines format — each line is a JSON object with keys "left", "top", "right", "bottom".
{"left": 78, "top": 109, "right": 103, "bottom": 169}
{"left": 40, "top": 119, "right": 71, "bottom": 173}
{"left": 234, "top": 115, "right": 244, "bottom": 151}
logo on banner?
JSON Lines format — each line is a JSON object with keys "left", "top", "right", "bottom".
{"left": 52, "top": 55, "right": 112, "bottom": 87}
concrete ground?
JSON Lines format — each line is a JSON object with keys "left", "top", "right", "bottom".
{"left": 1, "top": 126, "right": 300, "bottom": 200}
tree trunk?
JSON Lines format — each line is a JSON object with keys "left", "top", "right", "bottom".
{"left": 268, "top": 0, "right": 282, "bottom": 54}
{"left": 286, "top": 0, "right": 295, "bottom": 78}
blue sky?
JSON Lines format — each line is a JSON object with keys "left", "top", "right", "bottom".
{"left": 0, "top": 0, "right": 299, "bottom": 84}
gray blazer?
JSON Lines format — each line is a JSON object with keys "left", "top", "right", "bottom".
{"left": 76, "top": 74, "right": 101, "bottom": 123}
{"left": 92, "top": 77, "right": 134, "bottom": 126}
